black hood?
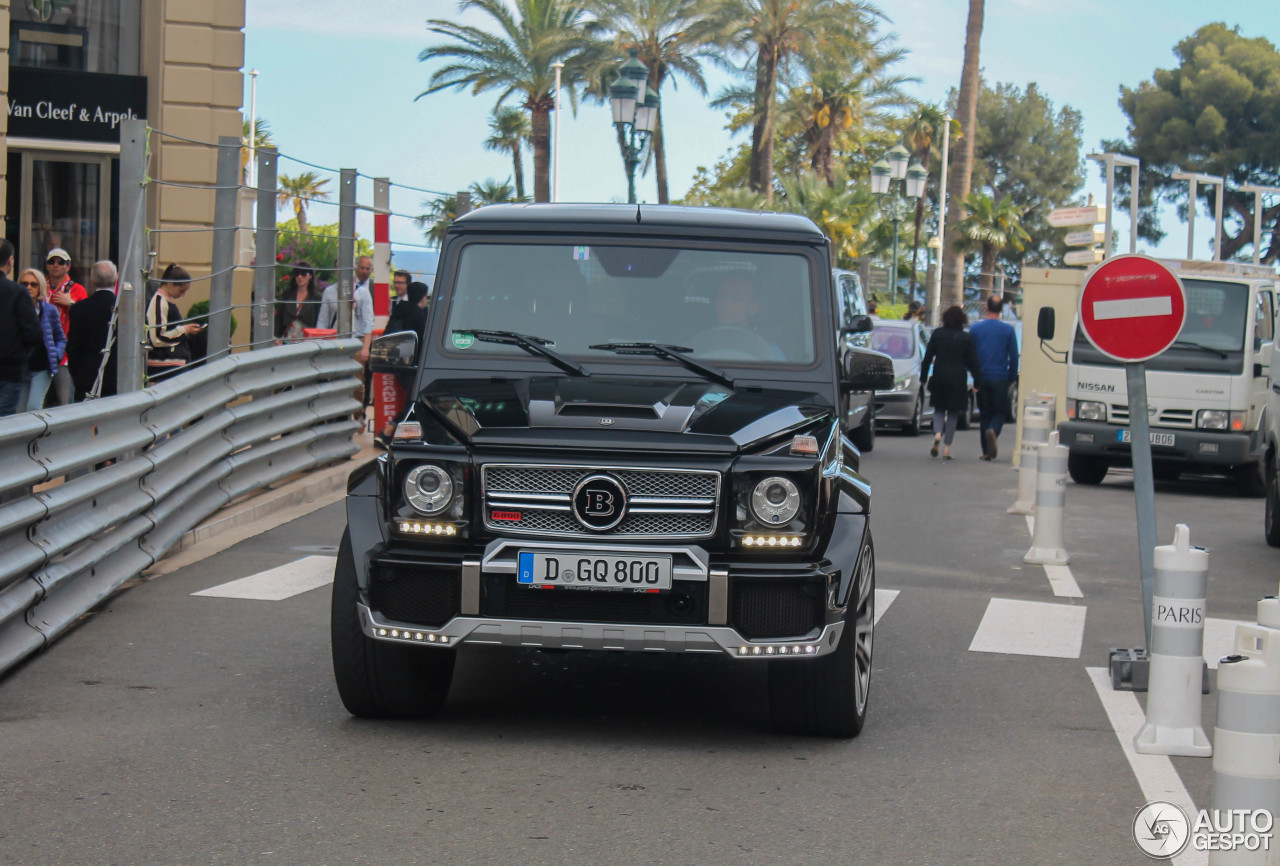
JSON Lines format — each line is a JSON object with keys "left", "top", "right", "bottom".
{"left": 417, "top": 376, "right": 833, "bottom": 451}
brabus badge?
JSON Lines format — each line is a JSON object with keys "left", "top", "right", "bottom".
{"left": 599, "top": 418, "right": 615, "bottom": 426}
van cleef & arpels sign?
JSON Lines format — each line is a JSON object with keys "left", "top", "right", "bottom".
{"left": 8, "top": 67, "right": 147, "bottom": 142}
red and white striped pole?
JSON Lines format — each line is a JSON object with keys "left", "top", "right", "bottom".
{"left": 371, "top": 177, "right": 403, "bottom": 433}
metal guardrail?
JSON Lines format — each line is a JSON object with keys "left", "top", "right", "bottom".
{"left": 0, "top": 339, "right": 363, "bottom": 677}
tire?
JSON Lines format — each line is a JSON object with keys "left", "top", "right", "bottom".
{"left": 904, "top": 395, "right": 922, "bottom": 437}
{"left": 851, "top": 405, "right": 875, "bottom": 452}
{"left": 1265, "top": 458, "right": 1280, "bottom": 547}
{"left": 1236, "top": 459, "right": 1267, "bottom": 498}
{"left": 769, "top": 535, "right": 874, "bottom": 738}
{"left": 331, "top": 529, "right": 456, "bottom": 718}
{"left": 1067, "top": 453, "right": 1108, "bottom": 485}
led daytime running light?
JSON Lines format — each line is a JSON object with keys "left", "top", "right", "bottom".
{"left": 741, "top": 535, "right": 804, "bottom": 548}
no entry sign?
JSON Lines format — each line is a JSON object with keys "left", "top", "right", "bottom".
{"left": 1078, "top": 255, "right": 1187, "bottom": 362}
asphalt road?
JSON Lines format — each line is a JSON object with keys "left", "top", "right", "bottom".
{"left": 1, "top": 427, "right": 1272, "bottom": 865}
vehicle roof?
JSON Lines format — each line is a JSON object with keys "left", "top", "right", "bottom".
{"left": 872, "top": 319, "right": 917, "bottom": 329}
{"left": 450, "top": 203, "right": 827, "bottom": 242}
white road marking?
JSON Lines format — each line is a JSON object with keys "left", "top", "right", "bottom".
{"left": 1093, "top": 296, "right": 1173, "bottom": 321}
{"left": 193, "top": 555, "right": 336, "bottom": 601}
{"left": 1203, "top": 617, "right": 1247, "bottom": 669}
{"left": 873, "top": 589, "right": 899, "bottom": 626}
{"left": 1086, "top": 667, "right": 1206, "bottom": 866}
{"left": 1043, "top": 564, "right": 1083, "bottom": 598}
{"left": 969, "top": 598, "right": 1086, "bottom": 658}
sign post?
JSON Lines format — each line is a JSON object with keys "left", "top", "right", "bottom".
{"left": 1077, "top": 255, "right": 1187, "bottom": 660}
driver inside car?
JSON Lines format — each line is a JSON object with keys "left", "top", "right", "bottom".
{"left": 692, "top": 272, "right": 786, "bottom": 361}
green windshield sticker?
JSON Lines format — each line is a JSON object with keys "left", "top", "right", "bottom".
{"left": 451, "top": 331, "right": 475, "bottom": 350}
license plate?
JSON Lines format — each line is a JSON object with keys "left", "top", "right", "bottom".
{"left": 1118, "top": 429, "right": 1176, "bottom": 447}
{"left": 517, "top": 551, "right": 673, "bottom": 590}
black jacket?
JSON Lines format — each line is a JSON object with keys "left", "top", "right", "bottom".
{"left": 66, "top": 289, "right": 119, "bottom": 397}
{"left": 920, "top": 325, "right": 979, "bottom": 413}
{"left": 0, "top": 274, "right": 41, "bottom": 383}
{"left": 386, "top": 299, "right": 428, "bottom": 338}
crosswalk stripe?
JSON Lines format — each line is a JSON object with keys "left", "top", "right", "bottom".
{"left": 1086, "top": 667, "right": 1206, "bottom": 866}
{"left": 968, "top": 598, "right": 1086, "bottom": 658}
{"left": 1043, "top": 564, "right": 1083, "bottom": 598}
{"left": 193, "top": 555, "right": 336, "bottom": 601}
{"left": 874, "top": 589, "right": 899, "bottom": 626}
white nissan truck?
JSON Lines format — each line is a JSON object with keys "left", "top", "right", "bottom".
{"left": 1055, "top": 260, "right": 1276, "bottom": 497}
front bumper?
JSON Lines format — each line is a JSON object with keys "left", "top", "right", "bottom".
{"left": 1057, "top": 421, "right": 1257, "bottom": 468}
{"left": 873, "top": 389, "right": 920, "bottom": 425}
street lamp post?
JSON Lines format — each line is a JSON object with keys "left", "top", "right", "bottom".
{"left": 870, "top": 144, "right": 926, "bottom": 307}
{"left": 608, "top": 49, "right": 659, "bottom": 204}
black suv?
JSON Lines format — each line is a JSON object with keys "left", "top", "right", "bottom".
{"left": 331, "top": 204, "right": 893, "bottom": 736}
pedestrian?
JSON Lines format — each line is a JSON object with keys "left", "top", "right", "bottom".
{"left": 66, "top": 261, "right": 121, "bottom": 400}
{"left": 44, "top": 247, "right": 87, "bottom": 405}
{"left": 317, "top": 255, "right": 374, "bottom": 340}
{"left": 0, "top": 239, "right": 42, "bottom": 417}
{"left": 374, "top": 280, "right": 431, "bottom": 450}
{"left": 15, "top": 269, "right": 66, "bottom": 413}
{"left": 145, "top": 263, "right": 203, "bottom": 383}
{"left": 867, "top": 296, "right": 879, "bottom": 318}
{"left": 392, "top": 269, "right": 411, "bottom": 304}
{"left": 275, "top": 261, "right": 323, "bottom": 343}
{"left": 969, "top": 293, "right": 1019, "bottom": 461}
{"left": 919, "top": 304, "right": 979, "bottom": 460}
{"left": 903, "top": 300, "right": 923, "bottom": 321}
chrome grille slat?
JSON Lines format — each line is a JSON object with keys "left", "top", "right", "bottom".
{"left": 482, "top": 463, "right": 720, "bottom": 539}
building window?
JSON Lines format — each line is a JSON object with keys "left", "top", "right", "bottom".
{"left": 10, "top": 0, "right": 141, "bottom": 75}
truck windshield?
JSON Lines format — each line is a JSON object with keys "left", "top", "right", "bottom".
{"left": 1072, "top": 278, "right": 1250, "bottom": 374}
{"left": 442, "top": 241, "right": 817, "bottom": 366}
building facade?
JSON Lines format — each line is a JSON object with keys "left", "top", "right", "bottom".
{"left": 2, "top": 0, "right": 246, "bottom": 292}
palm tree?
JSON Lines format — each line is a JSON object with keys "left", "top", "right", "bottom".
{"left": 951, "top": 193, "right": 1029, "bottom": 299}
{"left": 276, "top": 171, "right": 330, "bottom": 236}
{"left": 901, "top": 104, "right": 951, "bottom": 299}
{"left": 416, "top": 194, "right": 459, "bottom": 247}
{"left": 775, "top": 170, "right": 875, "bottom": 268}
{"left": 470, "top": 177, "right": 522, "bottom": 205}
{"left": 709, "top": 0, "right": 880, "bottom": 200}
{"left": 241, "top": 117, "right": 273, "bottom": 184}
{"left": 420, "top": 0, "right": 603, "bottom": 203}
{"left": 485, "top": 107, "right": 531, "bottom": 200}
{"left": 941, "top": 0, "right": 984, "bottom": 307}
{"left": 590, "top": 0, "right": 719, "bottom": 203}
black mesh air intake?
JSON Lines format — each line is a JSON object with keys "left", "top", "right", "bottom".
{"left": 730, "top": 578, "right": 825, "bottom": 639}
{"left": 369, "top": 565, "right": 460, "bottom": 627}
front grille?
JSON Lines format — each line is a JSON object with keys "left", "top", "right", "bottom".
{"left": 369, "top": 564, "right": 460, "bottom": 627}
{"left": 481, "top": 575, "right": 706, "bottom": 625}
{"left": 730, "top": 579, "right": 825, "bottom": 639}
{"left": 482, "top": 463, "right": 720, "bottom": 539}
{"left": 1110, "top": 405, "right": 1129, "bottom": 423}
{"left": 1157, "top": 409, "right": 1195, "bottom": 428}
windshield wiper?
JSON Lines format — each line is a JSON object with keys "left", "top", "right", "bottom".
{"left": 589, "top": 342, "right": 735, "bottom": 389}
{"left": 1170, "top": 339, "right": 1229, "bottom": 359}
{"left": 458, "top": 329, "right": 590, "bottom": 377}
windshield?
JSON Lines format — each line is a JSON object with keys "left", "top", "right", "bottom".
{"left": 1072, "top": 278, "right": 1250, "bottom": 374}
{"left": 851, "top": 326, "right": 916, "bottom": 360}
{"left": 442, "top": 242, "right": 817, "bottom": 366}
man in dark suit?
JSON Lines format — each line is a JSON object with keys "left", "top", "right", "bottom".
{"left": 65, "top": 260, "right": 119, "bottom": 400}
{"left": 0, "top": 238, "right": 40, "bottom": 416}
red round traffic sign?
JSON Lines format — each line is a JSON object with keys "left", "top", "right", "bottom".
{"left": 1078, "top": 254, "right": 1187, "bottom": 362}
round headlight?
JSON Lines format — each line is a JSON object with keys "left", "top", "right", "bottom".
{"left": 404, "top": 464, "right": 453, "bottom": 515}
{"left": 751, "top": 476, "right": 800, "bottom": 525}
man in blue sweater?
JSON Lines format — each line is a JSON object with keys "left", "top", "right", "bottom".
{"left": 969, "top": 294, "right": 1019, "bottom": 460}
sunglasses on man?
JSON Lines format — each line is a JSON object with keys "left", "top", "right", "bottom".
{"left": 47, "top": 258, "right": 69, "bottom": 265}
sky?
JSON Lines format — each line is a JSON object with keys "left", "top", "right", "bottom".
{"left": 243, "top": 0, "right": 1280, "bottom": 263}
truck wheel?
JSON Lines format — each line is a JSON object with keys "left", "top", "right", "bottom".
{"left": 1236, "top": 460, "right": 1267, "bottom": 498}
{"left": 1067, "top": 453, "right": 1108, "bottom": 485}
{"left": 769, "top": 535, "right": 874, "bottom": 738}
{"left": 330, "top": 529, "right": 455, "bottom": 718}
{"left": 851, "top": 407, "right": 875, "bottom": 452}
{"left": 905, "top": 395, "right": 922, "bottom": 437}
{"left": 1266, "top": 461, "right": 1280, "bottom": 547}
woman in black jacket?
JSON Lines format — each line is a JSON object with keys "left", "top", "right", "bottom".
{"left": 275, "top": 262, "right": 323, "bottom": 342}
{"left": 920, "top": 304, "right": 979, "bottom": 459}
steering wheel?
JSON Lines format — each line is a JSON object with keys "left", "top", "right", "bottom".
{"left": 691, "top": 326, "right": 780, "bottom": 361}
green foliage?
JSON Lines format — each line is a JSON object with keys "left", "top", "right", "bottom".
{"left": 1105, "top": 23, "right": 1280, "bottom": 260}
{"left": 951, "top": 193, "right": 1031, "bottom": 293}
{"left": 186, "top": 299, "right": 238, "bottom": 336}
{"left": 275, "top": 219, "right": 374, "bottom": 293}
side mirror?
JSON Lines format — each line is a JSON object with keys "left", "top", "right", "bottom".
{"left": 369, "top": 330, "right": 419, "bottom": 375}
{"left": 843, "top": 347, "right": 895, "bottom": 392}
{"left": 847, "top": 314, "right": 873, "bottom": 333}
{"left": 1037, "top": 307, "right": 1055, "bottom": 341}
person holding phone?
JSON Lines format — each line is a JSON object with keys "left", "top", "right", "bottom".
{"left": 145, "top": 263, "right": 202, "bottom": 383}
{"left": 44, "top": 247, "right": 86, "bottom": 405}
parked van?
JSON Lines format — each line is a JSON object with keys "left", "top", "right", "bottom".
{"left": 1056, "top": 260, "right": 1276, "bottom": 496}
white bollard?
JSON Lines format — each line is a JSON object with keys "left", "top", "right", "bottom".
{"left": 1009, "top": 403, "right": 1053, "bottom": 514}
{"left": 1134, "top": 524, "right": 1212, "bottom": 756}
{"left": 1024, "top": 431, "right": 1069, "bottom": 565}
{"left": 1209, "top": 617, "right": 1280, "bottom": 865}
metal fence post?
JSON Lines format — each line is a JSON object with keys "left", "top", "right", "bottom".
{"left": 252, "top": 146, "right": 278, "bottom": 349}
{"left": 116, "top": 119, "right": 148, "bottom": 393}
{"left": 208, "top": 135, "right": 239, "bottom": 360}
{"left": 337, "top": 169, "right": 356, "bottom": 337}
{"left": 456, "top": 190, "right": 471, "bottom": 216}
